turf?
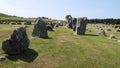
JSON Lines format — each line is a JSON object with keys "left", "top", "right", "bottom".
{"left": 0, "top": 24, "right": 120, "bottom": 68}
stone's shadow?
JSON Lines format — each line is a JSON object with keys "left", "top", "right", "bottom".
{"left": 48, "top": 30, "right": 54, "bottom": 32}
{"left": 43, "top": 37, "right": 53, "bottom": 39}
{"left": 85, "top": 34, "right": 98, "bottom": 36}
{"left": 6, "top": 49, "right": 38, "bottom": 62}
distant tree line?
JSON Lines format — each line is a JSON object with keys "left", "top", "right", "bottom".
{"left": 87, "top": 18, "right": 120, "bottom": 24}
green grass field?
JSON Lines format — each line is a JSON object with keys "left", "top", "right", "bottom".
{"left": 0, "top": 24, "right": 120, "bottom": 68}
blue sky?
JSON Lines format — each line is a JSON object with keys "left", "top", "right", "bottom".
{"left": 0, "top": 0, "right": 120, "bottom": 20}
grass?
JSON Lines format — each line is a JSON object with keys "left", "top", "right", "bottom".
{"left": 0, "top": 24, "right": 120, "bottom": 68}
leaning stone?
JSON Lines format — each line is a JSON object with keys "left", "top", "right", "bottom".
{"left": 2, "top": 27, "right": 29, "bottom": 55}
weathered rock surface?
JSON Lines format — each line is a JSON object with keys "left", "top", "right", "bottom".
{"left": 2, "top": 27, "right": 29, "bottom": 55}
{"left": 75, "top": 17, "right": 87, "bottom": 35}
{"left": 32, "top": 17, "right": 48, "bottom": 38}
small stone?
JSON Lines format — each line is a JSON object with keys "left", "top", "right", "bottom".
{"left": 107, "top": 28, "right": 111, "bottom": 31}
{"left": 98, "top": 30, "right": 106, "bottom": 36}
{"left": 117, "top": 40, "right": 120, "bottom": 42}
{"left": 0, "top": 56, "right": 6, "bottom": 61}
{"left": 109, "top": 34, "right": 117, "bottom": 40}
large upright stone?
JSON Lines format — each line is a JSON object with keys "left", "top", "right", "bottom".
{"left": 65, "top": 15, "right": 72, "bottom": 28}
{"left": 2, "top": 27, "right": 29, "bottom": 55}
{"left": 72, "top": 18, "right": 77, "bottom": 31}
{"left": 32, "top": 17, "right": 48, "bottom": 38}
{"left": 75, "top": 17, "right": 87, "bottom": 35}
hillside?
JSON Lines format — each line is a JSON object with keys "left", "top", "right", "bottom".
{"left": 0, "top": 13, "right": 64, "bottom": 23}
{"left": 0, "top": 13, "right": 35, "bottom": 22}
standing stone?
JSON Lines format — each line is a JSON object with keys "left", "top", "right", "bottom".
{"left": 2, "top": 27, "right": 29, "bottom": 55}
{"left": 72, "top": 18, "right": 77, "bottom": 31}
{"left": 75, "top": 17, "right": 87, "bottom": 35}
{"left": 32, "top": 17, "right": 48, "bottom": 38}
{"left": 65, "top": 15, "right": 72, "bottom": 28}
{"left": 46, "top": 24, "right": 53, "bottom": 31}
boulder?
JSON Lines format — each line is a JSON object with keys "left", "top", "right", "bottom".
{"left": 2, "top": 27, "right": 29, "bottom": 55}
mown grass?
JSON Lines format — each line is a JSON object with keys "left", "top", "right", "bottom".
{"left": 0, "top": 24, "right": 120, "bottom": 68}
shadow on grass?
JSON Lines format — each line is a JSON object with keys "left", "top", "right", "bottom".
{"left": 6, "top": 49, "right": 38, "bottom": 62}
{"left": 43, "top": 37, "right": 53, "bottom": 39}
{"left": 85, "top": 34, "right": 98, "bottom": 36}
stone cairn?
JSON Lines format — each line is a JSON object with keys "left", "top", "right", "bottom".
{"left": 2, "top": 27, "right": 29, "bottom": 55}
{"left": 32, "top": 17, "right": 48, "bottom": 38}
{"left": 75, "top": 17, "right": 87, "bottom": 35}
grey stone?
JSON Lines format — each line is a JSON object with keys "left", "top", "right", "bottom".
{"left": 109, "top": 34, "right": 117, "bottom": 40}
{"left": 72, "top": 18, "right": 77, "bottom": 31}
{"left": 98, "top": 30, "right": 106, "bottom": 36}
{"left": 24, "top": 21, "right": 32, "bottom": 25}
{"left": 16, "top": 22, "right": 22, "bottom": 25}
{"left": 65, "top": 15, "right": 72, "bottom": 28}
{"left": 75, "top": 17, "right": 87, "bottom": 35}
{"left": 55, "top": 23, "right": 60, "bottom": 27}
{"left": 107, "top": 28, "right": 111, "bottom": 31}
{"left": 32, "top": 17, "right": 48, "bottom": 38}
{"left": 11, "top": 22, "right": 16, "bottom": 25}
{"left": 0, "top": 56, "right": 5, "bottom": 61}
{"left": 2, "top": 27, "right": 29, "bottom": 55}
{"left": 46, "top": 24, "right": 53, "bottom": 31}
{"left": 116, "top": 29, "right": 120, "bottom": 32}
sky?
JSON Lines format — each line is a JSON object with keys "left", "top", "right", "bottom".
{"left": 0, "top": 0, "right": 120, "bottom": 20}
